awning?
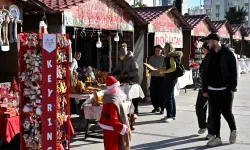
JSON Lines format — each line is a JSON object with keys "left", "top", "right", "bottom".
{"left": 184, "top": 14, "right": 217, "bottom": 37}
{"left": 212, "top": 20, "right": 233, "bottom": 39}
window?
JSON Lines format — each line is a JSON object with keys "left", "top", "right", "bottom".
{"left": 216, "top": 13, "right": 220, "bottom": 17}
{"left": 216, "top": 5, "right": 220, "bottom": 9}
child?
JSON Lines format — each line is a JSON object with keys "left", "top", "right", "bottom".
{"left": 99, "top": 76, "right": 131, "bottom": 150}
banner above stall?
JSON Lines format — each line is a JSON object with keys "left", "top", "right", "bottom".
{"left": 245, "top": 28, "right": 250, "bottom": 41}
{"left": 63, "top": 0, "right": 134, "bottom": 31}
{"left": 218, "top": 24, "right": 230, "bottom": 39}
{"left": 149, "top": 13, "right": 183, "bottom": 48}
{"left": 233, "top": 30, "right": 242, "bottom": 40}
{"left": 191, "top": 21, "right": 210, "bottom": 37}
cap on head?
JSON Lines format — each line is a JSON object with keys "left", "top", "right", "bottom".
{"left": 106, "top": 76, "right": 120, "bottom": 90}
{"left": 119, "top": 43, "right": 128, "bottom": 57}
{"left": 204, "top": 33, "right": 220, "bottom": 41}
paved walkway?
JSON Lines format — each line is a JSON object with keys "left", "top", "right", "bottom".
{"left": 71, "top": 73, "right": 250, "bottom": 150}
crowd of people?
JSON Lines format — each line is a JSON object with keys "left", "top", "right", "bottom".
{"left": 71, "top": 33, "right": 238, "bottom": 149}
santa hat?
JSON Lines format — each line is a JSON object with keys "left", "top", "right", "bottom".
{"left": 106, "top": 76, "right": 120, "bottom": 90}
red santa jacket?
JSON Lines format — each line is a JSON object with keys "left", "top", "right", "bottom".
{"left": 99, "top": 103, "right": 127, "bottom": 135}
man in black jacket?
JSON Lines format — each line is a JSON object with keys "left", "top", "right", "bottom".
{"left": 202, "top": 34, "right": 237, "bottom": 147}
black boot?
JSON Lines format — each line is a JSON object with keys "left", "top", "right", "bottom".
{"left": 160, "top": 108, "right": 164, "bottom": 114}
{"left": 132, "top": 98, "right": 139, "bottom": 114}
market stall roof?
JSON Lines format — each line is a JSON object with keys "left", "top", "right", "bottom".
{"left": 245, "top": 27, "right": 250, "bottom": 40}
{"left": 135, "top": 6, "right": 191, "bottom": 30}
{"left": 212, "top": 20, "right": 233, "bottom": 34}
{"left": 231, "top": 24, "right": 248, "bottom": 36}
{"left": 184, "top": 14, "right": 217, "bottom": 32}
{"left": 245, "top": 27, "right": 250, "bottom": 36}
{"left": 15, "top": 0, "right": 146, "bottom": 25}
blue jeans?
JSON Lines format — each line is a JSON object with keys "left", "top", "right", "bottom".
{"left": 163, "top": 78, "right": 177, "bottom": 118}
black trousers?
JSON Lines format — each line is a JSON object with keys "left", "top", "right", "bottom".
{"left": 196, "top": 89, "right": 212, "bottom": 134}
{"left": 132, "top": 97, "right": 141, "bottom": 113}
{"left": 208, "top": 89, "right": 237, "bottom": 137}
{"left": 150, "top": 76, "right": 165, "bottom": 110}
{"left": 163, "top": 78, "right": 177, "bottom": 118}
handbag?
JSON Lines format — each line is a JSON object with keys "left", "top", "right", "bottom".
{"left": 172, "top": 57, "right": 185, "bottom": 78}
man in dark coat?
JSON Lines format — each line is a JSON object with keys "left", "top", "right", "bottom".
{"left": 112, "top": 44, "right": 140, "bottom": 114}
{"left": 202, "top": 33, "right": 238, "bottom": 147}
{"left": 112, "top": 44, "right": 139, "bottom": 83}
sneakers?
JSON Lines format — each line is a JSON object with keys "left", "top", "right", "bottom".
{"left": 151, "top": 108, "right": 160, "bottom": 113}
{"left": 205, "top": 134, "right": 213, "bottom": 140}
{"left": 207, "top": 136, "right": 222, "bottom": 147}
{"left": 163, "top": 117, "right": 173, "bottom": 123}
{"left": 229, "top": 130, "right": 237, "bottom": 144}
{"left": 198, "top": 128, "right": 207, "bottom": 134}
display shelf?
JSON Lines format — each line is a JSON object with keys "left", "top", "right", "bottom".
{"left": 18, "top": 33, "right": 70, "bottom": 150}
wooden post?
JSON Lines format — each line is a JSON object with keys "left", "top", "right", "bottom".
{"left": 108, "top": 35, "right": 112, "bottom": 73}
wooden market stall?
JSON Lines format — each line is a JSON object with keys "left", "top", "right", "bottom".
{"left": 0, "top": 0, "right": 23, "bottom": 82}
{"left": 134, "top": 6, "right": 194, "bottom": 95}
{"left": 18, "top": 0, "right": 147, "bottom": 139}
{"left": 135, "top": 6, "right": 191, "bottom": 69}
{"left": 212, "top": 20, "right": 233, "bottom": 45}
{"left": 231, "top": 24, "right": 247, "bottom": 56}
{"left": 0, "top": 0, "right": 24, "bottom": 148}
{"left": 184, "top": 14, "right": 217, "bottom": 64}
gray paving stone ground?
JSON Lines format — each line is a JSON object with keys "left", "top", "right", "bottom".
{"left": 70, "top": 73, "right": 250, "bottom": 150}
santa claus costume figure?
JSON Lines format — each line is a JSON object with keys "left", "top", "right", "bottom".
{"left": 99, "top": 76, "right": 131, "bottom": 150}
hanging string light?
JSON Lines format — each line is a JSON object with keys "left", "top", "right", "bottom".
{"left": 114, "top": 31, "right": 119, "bottom": 42}
{"left": 96, "top": 31, "right": 102, "bottom": 48}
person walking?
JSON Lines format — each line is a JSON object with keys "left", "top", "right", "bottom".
{"left": 159, "top": 43, "right": 183, "bottom": 123}
{"left": 202, "top": 33, "right": 238, "bottom": 147}
{"left": 195, "top": 42, "right": 213, "bottom": 140}
{"left": 148, "top": 45, "right": 165, "bottom": 114}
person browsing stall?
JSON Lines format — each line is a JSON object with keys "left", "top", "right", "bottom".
{"left": 148, "top": 45, "right": 165, "bottom": 114}
{"left": 158, "top": 43, "right": 183, "bottom": 122}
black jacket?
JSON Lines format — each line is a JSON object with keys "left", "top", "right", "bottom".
{"left": 197, "top": 61, "right": 204, "bottom": 89}
{"left": 202, "top": 45, "right": 237, "bottom": 93}
{"left": 164, "top": 51, "right": 183, "bottom": 80}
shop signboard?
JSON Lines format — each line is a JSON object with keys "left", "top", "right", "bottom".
{"left": 148, "top": 12, "right": 181, "bottom": 33}
{"left": 191, "top": 21, "right": 210, "bottom": 37}
{"left": 233, "top": 30, "right": 242, "bottom": 40}
{"left": 42, "top": 34, "right": 57, "bottom": 150}
{"left": 218, "top": 24, "right": 230, "bottom": 39}
{"left": 245, "top": 35, "right": 250, "bottom": 41}
{"left": 154, "top": 31, "right": 183, "bottom": 48}
{"left": 63, "top": 0, "right": 134, "bottom": 31}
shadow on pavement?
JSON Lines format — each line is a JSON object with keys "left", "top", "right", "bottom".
{"left": 130, "top": 134, "right": 225, "bottom": 150}
{"left": 134, "top": 119, "right": 162, "bottom": 126}
{"left": 70, "top": 139, "right": 103, "bottom": 148}
{"left": 174, "top": 143, "right": 230, "bottom": 150}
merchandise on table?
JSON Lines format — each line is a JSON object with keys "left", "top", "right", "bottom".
{"left": 0, "top": 78, "right": 19, "bottom": 118}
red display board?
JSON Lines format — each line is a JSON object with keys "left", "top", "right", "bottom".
{"left": 18, "top": 33, "right": 70, "bottom": 150}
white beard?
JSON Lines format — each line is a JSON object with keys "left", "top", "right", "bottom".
{"left": 106, "top": 87, "right": 127, "bottom": 102}
{"left": 116, "top": 89, "right": 127, "bottom": 102}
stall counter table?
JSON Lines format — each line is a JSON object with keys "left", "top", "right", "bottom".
{"left": 0, "top": 116, "right": 20, "bottom": 145}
